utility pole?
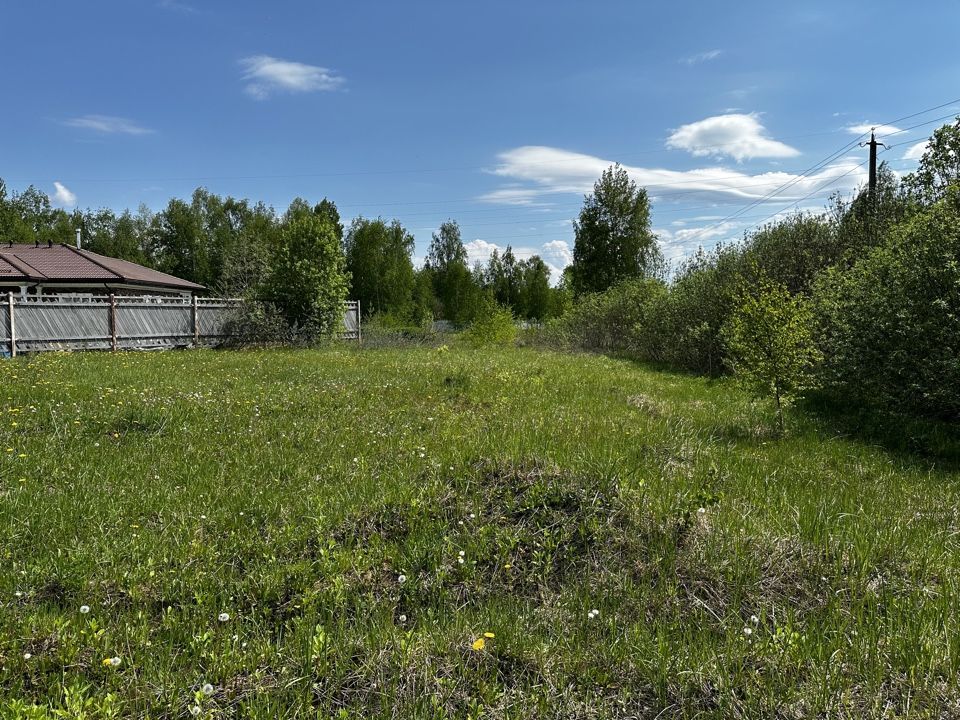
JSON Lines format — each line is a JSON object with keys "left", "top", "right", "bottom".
{"left": 860, "top": 130, "right": 887, "bottom": 204}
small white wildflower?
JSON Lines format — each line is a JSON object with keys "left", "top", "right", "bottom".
{"left": 469, "top": 513, "right": 476, "bottom": 519}
{"left": 458, "top": 550, "right": 465, "bottom": 557}
{"left": 23, "top": 652, "right": 32, "bottom": 660}
{"left": 750, "top": 615, "right": 759, "bottom": 624}
{"left": 398, "top": 614, "right": 407, "bottom": 623}
{"left": 697, "top": 507, "right": 706, "bottom": 515}
{"left": 588, "top": 609, "right": 599, "bottom": 619}
{"left": 79, "top": 605, "right": 90, "bottom": 614}
{"left": 457, "top": 520, "right": 464, "bottom": 526}
{"left": 202, "top": 683, "right": 215, "bottom": 696}
{"left": 190, "top": 706, "right": 202, "bottom": 717}
{"left": 397, "top": 574, "right": 407, "bottom": 584}
{"left": 743, "top": 627, "right": 753, "bottom": 637}
{"left": 110, "top": 656, "right": 122, "bottom": 666}
{"left": 457, "top": 557, "right": 465, "bottom": 564}
{"left": 218, "top": 612, "right": 230, "bottom": 622}
{"left": 14, "top": 591, "right": 23, "bottom": 598}
{"left": 200, "top": 514, "right": 207, "bottom": 520}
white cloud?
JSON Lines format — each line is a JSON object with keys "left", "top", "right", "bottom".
{"left": 666, "top": 113, "right": 800, "bottom": 162}
{"left": 240, "top": 55, "right": 345, "bottom": 99}
{"left": 541, "top": 240, "right": 573, "bottom": 269}
{"left": 464, "top": 239, "right": 501, "bottom": 263}
{"left": 845, "top": 123, "right": 903, "bottom": 138}
{"left": 481, "top": 145, "right": 866, "bottom": 206}
{"left": 902, "top": 140, "right": 929, "bottom": 161}
{"left": 52, "top": 182, "right": 76, "bottom": 207}
{"left": 681, "top": 49, "right": 723, "bottom": 65}
{"left": 62, "top": 115, "right": 154, "bottom": 135}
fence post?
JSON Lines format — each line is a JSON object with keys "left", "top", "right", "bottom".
{"left": 7, "top": 291, "right": 15, "bottom": 358}
{"left": 110, "top": 294, "right": 117, "bottom": 352}
{"left": 192, "top": 295, "right": 199, "bottom": 346}
{"left": 356, "top": 301, "right": 361, "bottom": 344}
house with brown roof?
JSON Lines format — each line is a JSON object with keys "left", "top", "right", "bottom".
{"left": 0, "top": 241, "right": 204, "bottom": 298}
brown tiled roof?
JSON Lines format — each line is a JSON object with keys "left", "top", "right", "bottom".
{"left": 0, "top": 243, "right": 204, "bottom": 291}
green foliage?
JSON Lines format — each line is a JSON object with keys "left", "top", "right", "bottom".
{"left": 722, "top": 271, "right": 820, "bottom": 433}
{"left": 425, "top": 221, "right": 480, "bottom": 325}
{"left": 264, "top": 202, "right": 350, "bottom": 335}
{"left": 903, "top": 119, "right": 960, "bottom": 205}
{"left": 345, "top": 217, "right": 416, "bottom": 319}
{"left": 813, "top": 187, "right": 960, "bottom": 420}
{"left": 571, "top": 164, "right": 662, "bottom": 295}
{"left": 541, "top": 277, "right": 665, "bottom": 352}
{"left": 461, "top": 293, "right": 517, "bottom": 346}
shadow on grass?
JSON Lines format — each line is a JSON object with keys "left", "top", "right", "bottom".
{"left": 800, "top": 392, "right": 960, "bottom": 470}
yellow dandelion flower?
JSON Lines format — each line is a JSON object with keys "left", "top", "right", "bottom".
{"left": 471, "top": 638, "right": 485, "bottom": 651}
{"left": 483, "top": 632, "right": 495, "bottom": 639}
{"left": 102, "top": 657, "right": 113, "bottom": 666}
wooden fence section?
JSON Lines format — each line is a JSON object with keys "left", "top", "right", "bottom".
{"left": 1, "top": 294, "right": 361, "bottom": 355}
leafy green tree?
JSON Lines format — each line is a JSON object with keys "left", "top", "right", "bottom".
{"left": 345, "top": 217, "right": 416, "bottom": 318}
{"left": 520, "top": 255, "right": 552, "bottom": 320}
{"left": 425, "top": 220, "right": 479, "bottom": 325}
{"left": 813, "top": 186, "right": 960, "bottom": 419}
{"left": 152, "top": 197, "right": 209, "bottom": 286}
{"left": 903, "top": 120, "right": 960, "bottom": 205}
{"left": 264, "top": 201, "right": 350, "bottom": 333}
{"left": 409, "top": 268, "right": 436, "bottom": 327}
{"left": 571, "top": 164, "right": 662, "bottom": 295}
{"left": 722, "top": 271, "right": 820, "bottom": 434}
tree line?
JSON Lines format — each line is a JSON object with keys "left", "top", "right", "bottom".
{"left": 550, "top": 120, "right": 960, "bottom": 424}
{"left": 0, "top": 181, "right": 569, "bottom": 331}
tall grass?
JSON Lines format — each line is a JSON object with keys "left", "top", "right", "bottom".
{"left": 0, "top": 347, "right": 957, "bottom": 718}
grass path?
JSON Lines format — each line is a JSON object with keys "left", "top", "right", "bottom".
{"left": 1, "top": 347, "right": 958, "bottom": 718}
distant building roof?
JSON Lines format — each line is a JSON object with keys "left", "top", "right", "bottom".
{"left": 0, "top": 243, "right": 205, "bottom": 292}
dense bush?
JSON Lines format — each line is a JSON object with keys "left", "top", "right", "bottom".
{"left": 461, "top": 294, "right": 518, "bottom": 346}
{"left": 813, "top": 189, "right": 960, "bottom": 419}
{"left": 552, "top": 278, "right": 665, "bottom": 352}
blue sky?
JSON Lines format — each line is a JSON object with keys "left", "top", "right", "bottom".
{"left": 2, "top": 0, "right": 958, "bottom": 278}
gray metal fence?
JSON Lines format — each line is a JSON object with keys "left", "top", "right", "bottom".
{"left": 1, "top": 294, "right": 361, "bottom": 355}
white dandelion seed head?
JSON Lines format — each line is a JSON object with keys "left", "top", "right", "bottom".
{"left": 399, "top": 614, "right": 407, "bottom": 623}
{"left": 397, "top": 574, "right": 407, "bottom": 584}
{"left": 457, "top": 557, "right": 464, "bottom": 564}
{"left": 23, "top": 652, "right": 32, "bottom": 660}
{"left": 218, "top": 612, "right": 230, "bottom": 622}
{"left": 750, "top": 615, "right": 759, "bottom": 624}
{"left": 202, "top": 683, "right": 214, "bottom": 696}
{"left": 79, "top": 605, "right": 90, "bottom": 614}
{"left": 110, "top": 656, "right": 122, "bottom": 666}
{"left": 743, "top": 627, "right": 753, "bottom": 636}
{"left": 458, "top": 550, "right": 465, "bottom": 557}
{"left": 469, "top": 513, "right": 476, "bottom": 519}
{"left": 190, "top": 706, "right": 202, "bottom": 717}
{"left": 697, "top": 507, "right": 706, "bottom": 515}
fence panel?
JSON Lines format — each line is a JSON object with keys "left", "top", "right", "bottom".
{"left": 15, "top": 299, "right": 112, "bottom": 352}
{"left": 116, "top": 300, "right": 193, "bottom": 349}
{"left": 0, "top": 295, "right": 360, "bottom": 354}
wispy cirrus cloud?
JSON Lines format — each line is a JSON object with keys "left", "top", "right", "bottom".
{"left": 240, "top": 55, "right": 345, "bottom": 99}
{"left": 480, "top": 145, "right": 864, "bottom": 207}
{"left": 52, "top": 182, "right": 76, "bottom": 207}
{"left": 902, "top": 140, "right": 929, "bottom": 161}
{"left": 62, "top": 114, "right": 154, "bottom": 135}
{"left": 157, "top": 0, "right": 197, "bottom": 13}
{"left": 681, "top": 49, "right": 723, "bottom": 65}
{"left": 666, "top": 113, "right": 799, "bottom": 162}
{"left": 845, "top": 123, "right": 903, "bottom": 137}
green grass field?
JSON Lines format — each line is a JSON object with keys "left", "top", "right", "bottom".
{"left": 1, "top": 346, "right": 959, "bottom": 718}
